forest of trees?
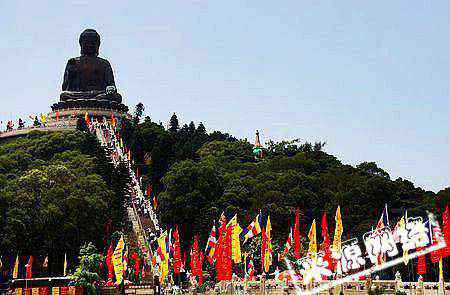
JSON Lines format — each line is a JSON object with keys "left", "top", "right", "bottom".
{"left": 0, "top": 103, "right": 448, "bottom": 280}
{"left": 0, "top": 130, "right": 129, "bottom": 275}
{"left": 123, "top": 106, "right": 449, "bottom": 248}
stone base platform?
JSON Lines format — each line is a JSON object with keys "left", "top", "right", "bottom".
{"left": 0, "top": 107, "right": 130, "bottom": 139}
{"left": 51, "top": 98, "right": 129, "bottom": 113}
{"left": 47, "top": 107, "right": 130, "bottom": 128}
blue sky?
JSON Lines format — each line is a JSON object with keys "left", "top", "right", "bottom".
{"left": 0, "top": 1, "right": 448, "bottom": 192}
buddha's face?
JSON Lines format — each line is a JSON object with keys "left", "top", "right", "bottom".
{"left": 79, "top": 29, "right": 100, "bottom": 57}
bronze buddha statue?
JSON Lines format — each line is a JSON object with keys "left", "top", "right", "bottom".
{"left": 60, "top": 29, "right": 122, "bottom": 103}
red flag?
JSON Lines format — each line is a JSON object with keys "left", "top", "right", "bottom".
{"left": 190, "top": 236, "right": 204, "bottom": 285}
{"left": 215, "top": 214, "right": 232, "bottom": 281}
{"left": 106, "top": 243, "right": 114, "bottom": 281}
{"left": 294, "top": 209, "right": 301, "bottom": 259}
{"left": 25, "top": 256, "right": 33, "bottom": 279}
{"left": 321, "top": 212, "right": 329, "bottom": 246}
{"left": 442, "top": 205, "right": 450, "bottom": 258}
{"left": 173, "top": 225, "right": 182, "bottom": 274}
{"left": 261, "top": 226, "right": 267, "bottom": 272}
{"left": 131, "top": 252, "right": 141, "bottom": 279}
{"left": 416, "top": 250, "right": 427, "bottom": 275}
{"left": 146, "top": 185, "right": 152, "bottom": 199}
{"left": 84, "top": 112, "right": 90, "bottom": 126}
{"left": 320, "top": 212, "right": 333, "bottom": 272}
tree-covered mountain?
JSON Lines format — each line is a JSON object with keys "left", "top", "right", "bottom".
{"left": 0, "top": 104, "right": 448, "bottom": 280}
{"left": 124, "top": 106, "right": 449, "bottom": 250}
{"left": 0, "top": 130, "right": 129, "bottom": 275}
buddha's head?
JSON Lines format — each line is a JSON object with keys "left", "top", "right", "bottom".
{"left": 79, "top": 29, "right": 100, "bottom": 57}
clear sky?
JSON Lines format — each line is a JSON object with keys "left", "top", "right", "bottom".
{"left": 0, "top": 1, "right": 448, "bottom": 192}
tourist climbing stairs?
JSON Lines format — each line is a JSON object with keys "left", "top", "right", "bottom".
{"left": 91, "top": 122, "right": 160, "bottom": 278}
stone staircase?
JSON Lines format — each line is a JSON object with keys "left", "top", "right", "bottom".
{"left": 91, "top": 122, "right": 160, "bottom": 276}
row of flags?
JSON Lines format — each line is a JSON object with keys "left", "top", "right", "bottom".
{"left": 2, "top": 254, "right": 68, "bottom": 279}
{"left": 2, "top": 111, "right": 119, "bottom": 132}
{"left": 87, "top": 119, "right": 450, "bottom": 286}
{"left": 146, "top": 204, "right": 450, "bottom": 286}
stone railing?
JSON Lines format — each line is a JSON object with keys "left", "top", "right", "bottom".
{"left": 0, "top": 124, "right": 76, "bottom": 139}
{"left": 97, "top": 281, "right": 450, "bottom": 295}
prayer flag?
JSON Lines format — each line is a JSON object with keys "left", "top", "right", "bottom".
{"left": 281, "top": 227, "right": 293, "bottom": 259}
{"left": 25, "top": 256, "right": 33, "bottom": 279}
{"left": 241, "top": 212, "right": 262, "bottom": 243}
{"left": 172, "top": 225, "right": 182, "bottom": 274}
{"left": 332, "top": 206, "right": 343, "bottom": 253}
{"left": 261, "top": 216, "right": 273, "bottom": 273}
{"left": 13, "top": 255, "right": 19, "bottom": 279}
{"left": 205, "top": 224, "right": 217, "bottom": 264}
{"left": 308, "top": 219, "right": 317, "bottom": 256}
{"left": 63, "top": 254, "right": 68, "bottom": 276}
{"left": 294, "top": 209, "right": 302, "bottom": 259}
{"left": 227, "top": 215, "right": 242, "bottom": 263}
{"left": 112, "top": 236, "right": 125, "bottom": 285}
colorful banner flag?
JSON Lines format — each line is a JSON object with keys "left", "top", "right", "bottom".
{"left": 215, "top": 214, "right": 232, "bottom": 281}
{"left": 190, "top": 236, "right": 204, "bottom": 285}
{"left": 63, "top": 254, "right": 68, "bottom": 276}
{"left": 442, "top": 205, "right": 450, "bottom": 258}
{"left": 332, "top": 206, "right": 343, "bottom": 253}
{"left": 13, "top": 255, "right": 19, "bottom": 279}
{"left": 172, "top": 225, "right": 182, "bottom": 274}
{"left": 261, "top": 216, "right": 273, "bottom": 273}
{"left": 227, "top": 215, "right": 242, "bottom": 263}
{"left": 205, "top": 224, "right": 217, "bottom": 264}
{"left": 308, "top": 219, "right": 317, "bottom": 256}
{"left": 112, "top": 236, "right": 125, "bottom": 285}
{"left": 294, "top": 209, "right": 302, "bottom": 259}
{"left": 241, "top": 212, "right": 262, "bottom": 243}
{"left": 25, "top": 256, "right": 33, "bottom": 279}
{"left": 157, "top": 231, "right": 169, "bottom": 284}
{"left": 106, "top": 243, "right": 114, "bottom": 281}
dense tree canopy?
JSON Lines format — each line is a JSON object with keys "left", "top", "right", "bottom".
{"left": 122, "top": 106, "right": 449, "bottom": 253}
{"left": 1, "top": 104, "right": 449, "bottom": 281}
{"left": 0, "top": 130, "right": 129, "bottom": 275}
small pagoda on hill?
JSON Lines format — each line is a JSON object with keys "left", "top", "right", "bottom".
{"left": 48, "top": 29, "right": 129, "bottom": 127}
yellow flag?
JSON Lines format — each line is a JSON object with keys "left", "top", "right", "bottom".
{"left": 63, "top": 254, "right": 67, "bottom": 276}
{"left": 332, "top": 206, "right": 343, "bottom": 253}
{"left": 227, "top": 215, "right": 243, "bottom": 263}
{"left": 439, "top": 258, "right": 443, "bottom": 283}
{"left": 308, "top": 219, "right": 317, "bottom": 255}
{"left": 112, "top": 235, "right": 125, "bottom": 285}
{"left": 13, "top": 255, "right": 19, "bottom": 279}
{"left": 157, "top": 231, "right": 169, "bottom": 284}
{"left": 264, "top": 216, "right": 273, "bottom": 273}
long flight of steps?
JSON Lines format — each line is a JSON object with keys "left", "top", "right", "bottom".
{"left": 92, "top": 122, "right": 160, "bottom": 279}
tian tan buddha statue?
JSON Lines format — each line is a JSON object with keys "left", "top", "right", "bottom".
{"left": 60, "top": 29, "right": 122, "bottom": 103}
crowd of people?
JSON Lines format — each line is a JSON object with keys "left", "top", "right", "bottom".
{"left": 1, "top": 115, "right": 57, "bottom": 133}
{"left": 92, "top": 120, "right": 161, "bottom": 268}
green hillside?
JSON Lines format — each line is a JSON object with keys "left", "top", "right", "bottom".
{"left": 0, "top": 106, "right": 448, "bottom": 278}
{"left": 0, "top": 130, "right": 129, "bottom": 273}
{"left": 124, "top": 108, "right": 449, "bottom": 247}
